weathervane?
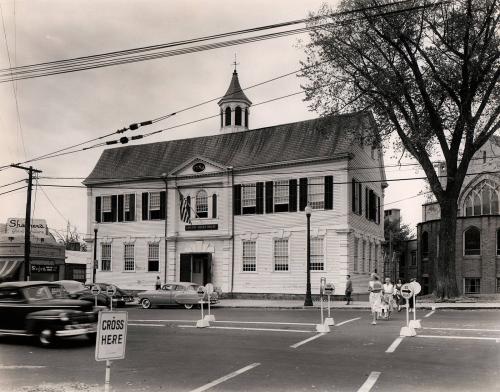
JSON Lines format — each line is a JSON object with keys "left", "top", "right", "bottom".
{"left": 232, "top": 54, "right": 239, "bottom": 72}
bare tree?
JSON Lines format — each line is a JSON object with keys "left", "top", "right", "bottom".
{"left": 301, "top": 0, "right": 499, "bottom": 298}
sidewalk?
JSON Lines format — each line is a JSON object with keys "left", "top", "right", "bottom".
{"left": 216, "top": 299, "right": 500, "bottom": 310}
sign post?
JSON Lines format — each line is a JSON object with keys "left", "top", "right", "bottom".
{"left": 196, "top": 286, "right": 210, "bottom": 328}
{"left": 106, "top": 285, "right": 117, "bottom": 311}
{"left": 95, "top": 311, "right": 128, "bottom": 392}
{"left": 324, "top": 283, "right": 335, "bottom": 326}
{"left": 400, "top": 283, "right": 416, "bottom": 337}
{"left": 316, "top": 278, "right": 330, "bottom": 333}
{"left": 91, "top": 285, "right": 101, "bottom": 308}
{"left": 409, "top": 281, "right": 422, "bottom": 329}
{"left": 204, "top": 283, "right": 215, "bottom": 322}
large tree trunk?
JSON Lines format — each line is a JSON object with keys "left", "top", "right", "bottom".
{"left": 435, "top": 199, "right": 460, "bottom": 299}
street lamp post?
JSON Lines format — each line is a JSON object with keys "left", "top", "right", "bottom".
{"left": 304, "top": 204, "right": 313, "bottom": 306}
{"left": 93, "top": 223, "right": 98, "bottom": 284}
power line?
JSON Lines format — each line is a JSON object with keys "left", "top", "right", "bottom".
{"left": 0, "top": 185, "right": 26, "bottom": 196}
{"left": 0, "top": 0, "right": 424, "bottom": 82}
{"left": 39, "top": 184, "right": 69, "bottom": 223}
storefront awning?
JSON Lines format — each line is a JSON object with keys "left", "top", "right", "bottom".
{"left": 0, "top": 260, "right": 22, "bottom": 278}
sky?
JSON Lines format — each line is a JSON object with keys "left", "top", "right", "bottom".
{"left": 0, "top": 0, "right": 428, "bottom": 241}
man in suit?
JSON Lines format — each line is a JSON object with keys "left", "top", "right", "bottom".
{"left": 345, "top": 275, "right": 353, "bottom": 305}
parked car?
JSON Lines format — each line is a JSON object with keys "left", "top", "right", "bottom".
{"left": 0, "top": 281, "right": 98, "bottom": 347}
{"left": 138, "top": 282, "right": 219, "bottom": 309}
{"left": 54, "top": 280, "right": 133, "bottom": 308}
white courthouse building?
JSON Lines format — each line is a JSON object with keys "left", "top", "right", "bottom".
{"left": 84, "top": 70, "right": 387, "bottom": 296}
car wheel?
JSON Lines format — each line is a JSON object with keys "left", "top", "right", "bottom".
{"left": 141, "top": 298, "right": 152, "bottom": 309}
{"left": 184, "top": 304, "right": 194, "bottom": 310}
{"left": 38, "top": 328, "right": 57, "bottom": 347}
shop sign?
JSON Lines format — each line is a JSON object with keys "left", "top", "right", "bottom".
{"left": 185, "top": 224, "right": 218, "bottom": 231}
{"left": 7, "top": 218, "right": 48, "bottom": 235}
{"left": 31, "top": 264, "right": 59, "bottom": 273}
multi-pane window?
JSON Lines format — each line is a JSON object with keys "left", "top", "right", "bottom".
{"left": 308, "top": 177, "right": 324, "bottom": 210}
{"left": 464, "top": 227, "right": 481, "bottom": 255}
{"left": 310, "top": 237, "right": 324, "bottom": 271}
{"left": 102, "top": 196, "right": 113, "bottom": 222}
{"left": 274, "top": 180, "right": 289, "bottom": 212}
{"left": 196, "top": 190, "right": 208, "bottom": 218}
{"left": 351, "top": 179, "right": 362, "bottom": 214}
{"left": 148, "top": 243, "right": 159, "bottom": 272}
{"left": 353, "top": 237, "right": 359, "bottom": 273}
{"left": 242, "top": 183, "right": 256, "bottom": 214}
{"left": 464, "top": 278, "right": 480, "bottom": 294}
{"left": 101, "top": 243, "right": 111, "bottom": 271}
{"left": 242, "top": 241, "right": 256, "bottom": 272}
{"left": 274, "top": 239, "right": 289, "bottom": 271}
{"left": 150, "top": 192, "right": 160, "bottom": 210}
{"left": 463, "top": 180, "right": 499, "bottom": 216}
{"left": 361, "top": 240, "right": 366, "bottom": 273}
{"left": 124, "top": 244, "right": 135, "bottom": 271}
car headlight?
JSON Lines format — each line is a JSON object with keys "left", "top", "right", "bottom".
{"left": 59, "top": 312, "right": 69, "bottom": 322}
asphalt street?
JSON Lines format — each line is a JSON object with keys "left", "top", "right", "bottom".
{"left": 0, "top": 307, "right": 499, "bottom": 392}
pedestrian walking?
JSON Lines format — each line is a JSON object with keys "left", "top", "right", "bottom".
{"left": 345, "top": 275, "right": 353, "bottom": 305}
{"left": 381, "top": 278, "right": 395, "bottom": 319}
{"left": 395, "top": 279, "right": 403, "bottom": 311}
{"left": 155, "top": 276, "right": 161, "bottom": 290}
{"left": 368, "top": 273, "right": 383, "bottom": 325}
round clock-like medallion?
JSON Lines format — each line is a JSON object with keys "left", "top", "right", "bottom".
{"left": 193, "top": 162, "right": 206, "bottom": 173}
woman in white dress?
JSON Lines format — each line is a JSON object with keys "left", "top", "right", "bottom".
{"left": 368, "top": 273, "right": 383, "bottom": 325}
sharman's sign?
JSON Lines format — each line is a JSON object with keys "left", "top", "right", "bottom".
{"left": 95, "top": 311, "right": 128, "bottom": 361}
{"left": 6, "top": 218, "right": 48, "bottom": 235}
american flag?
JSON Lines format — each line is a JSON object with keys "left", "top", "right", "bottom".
{"left": 179, "top": 191, "right": 191, "bottom": 224}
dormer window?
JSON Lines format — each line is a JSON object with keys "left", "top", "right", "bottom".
{"left": 235, "top": 106, "right": 242, "bottom": 126}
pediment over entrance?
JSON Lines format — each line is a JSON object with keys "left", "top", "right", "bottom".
{"left": 170, "top": 157, "right": 227, "bottom": 177}
{"left": 185, "top": 240, "right": 215, "bottom": 254}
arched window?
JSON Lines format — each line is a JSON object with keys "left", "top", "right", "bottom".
{"left": 220, "top": 109, "right": 223, "bottom": 128}
{"left": 212, "top": 194, "right": 217, "bottom": 219}
{"left": 421, "top": 231, "right": 429, "bottom": 258}
{"left": 224, "top": 107, "right": 231, "bottom": 126}
{"left": 464, "top": 227, "right": 480, "bottom": 255}
{"left": 245, "top": 108, "right": 249, "bottom": 127}
{"left": 463, "top": 180, "right": 500, "bottom": 216}
{"left": 195, "top": 190, "right": 208, "bottom": 218}
{"left": 235, "top": 106, "right": 242, "bottom": 126}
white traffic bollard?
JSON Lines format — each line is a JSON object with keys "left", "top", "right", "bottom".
{"left": 204, "top": 283, "right": 215, "bottom": 322}
{"left": 196, "top": 286, "right": 210, "bottom": 328}
{"left": 316, "top": 279, "right": 330, "bottom": 333}
{"left": 400, "top": 283, "right": 416, "bottom": 337}
{"left": 409, "top": 281, "right": 422, "bottom": 329}
{"left": 324, "top": 283, "right": 335, "bottom": 326}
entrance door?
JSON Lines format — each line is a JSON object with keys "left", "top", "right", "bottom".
{"left": 179, "top": 253, "right": 212, "bottom": 285}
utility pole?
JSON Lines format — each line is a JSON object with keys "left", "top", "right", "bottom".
{"left": 10, "top": 164, "right": 42, "bottom": 281}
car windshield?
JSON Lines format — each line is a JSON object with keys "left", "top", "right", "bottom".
{"left": 48, "top": 285, "right": 71, "bottom": 299}
{"left": 24, "top": 285, "right": 54, "bottom": 301}
{"left": 59, "top": 281, "right": 86, "bottom": 293}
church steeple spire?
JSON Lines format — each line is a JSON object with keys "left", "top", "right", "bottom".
{"left": 218, "top": 65, "right": 252, "bottom": 133}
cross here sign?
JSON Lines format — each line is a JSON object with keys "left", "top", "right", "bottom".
{"left": 95, "top": 311, "right": 128, "bottom": 361}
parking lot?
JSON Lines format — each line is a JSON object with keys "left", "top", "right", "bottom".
{"left": 0, "top": 307, "right": 499, "bottom": 391}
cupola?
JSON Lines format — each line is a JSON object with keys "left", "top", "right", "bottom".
{"left": 218, "top": 68, "right": 252, "bottom": 133}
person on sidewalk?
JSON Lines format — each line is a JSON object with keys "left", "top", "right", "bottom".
{"left": 345, "top": 275, "right": 353, "bottom": 305}
{"left": 155, "top": 276, "right": 162, "bottom": 290}
{"left": 395, "top": 279, "right": 403, "bottom": 311}
{"left": 368, "top": 273, "right": 383, "bottom": 325}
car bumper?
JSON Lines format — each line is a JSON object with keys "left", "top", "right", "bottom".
{"left": 56, "top": 323, "right": 97, "bottom": 337}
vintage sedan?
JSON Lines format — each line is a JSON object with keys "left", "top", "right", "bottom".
{"left": 53, "top": 281, "right": 133, "bottom": 308}
{"left": 0, "top": 281, "right": 98, "bottom": 346}
{"left": 138, "top": 282, "right": 219, "bottom": 309}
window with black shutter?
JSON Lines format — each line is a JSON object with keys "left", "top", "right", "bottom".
{"left": 365, "top": 187, "right": 369, "bottom": 219}
{"left": 118, "top": 195, "right": 124, "bottom": 222}
{"left": 274, "top": 180, "right": 289, "bottom": 212}
{"left": 242, "top": 183, "right": 257, "bottom": 215}
{"left": 159, "top": 191, "right": 166, "bottom": 219}
{"left": 102, "top": 196, "right": 114, "bottom": 222}
{"left": 324, "top": 176, "right": 333, "bottom": 210}
{"left": 265, "top": 181, "right": 273, "bottom": 213}
{"left": 125, "top": 194, "right": 135, "bottom": 221}
{"left": 299, "top": 178, "right": 308, "bottom": 211}
{"left": 233, "top": 184, "right": 241, "bottom": 215}
{"left": 289, "top": 179, "right": 297, "bottom": 212}
{"left": 111, "top": 195, "right": 117, "bottom": 222}
{"left": 95, "top": 196, "right": 102, "bottom": 223}
{"left": 256, "top": 182, "right": 264, "bottom": 214}
{"left": 351, "top": 179, "right": 356, "bottom": 213}
{"left": 358, "top": 183, "right": 362, "bottom": 214}
{"left": 142, "top": 193, "right": 149, "bottom": 220}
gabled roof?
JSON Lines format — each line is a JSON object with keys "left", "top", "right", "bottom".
{"left": 83, "top": 112, "right": 373, "bottom": 185}
{"left": 217, "top": 70, "right": 252, "bottom": 106}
